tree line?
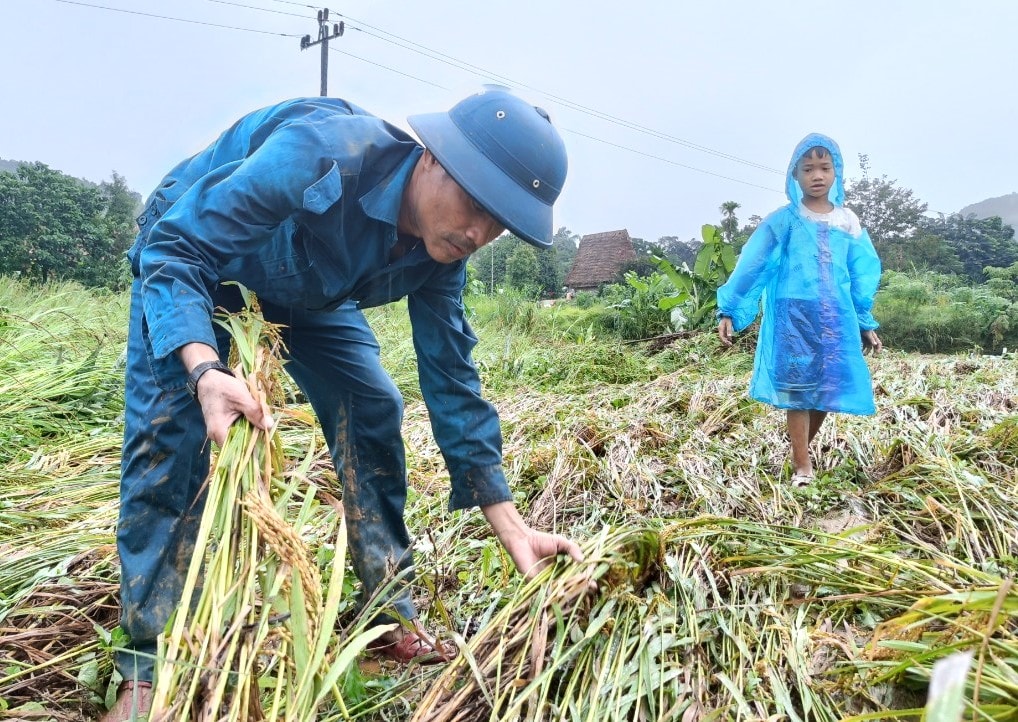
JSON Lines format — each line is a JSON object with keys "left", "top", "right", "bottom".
{"left": 720, "top": 155, "right": 1017, "bottom": 285}
{"left": 0, "top": 163, "right": 139, "bottom": 290}
{"left": 468, "top": 157, "right": 1017, "bottom": 355}
{"left": 477, "top": 155, "right": 1015, "bottom": 296}
{"left": 1, "top": 157, "right": 1015, "bottom": 304}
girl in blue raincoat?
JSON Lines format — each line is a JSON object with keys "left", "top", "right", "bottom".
{"left": 716, "top": 133, "right": 883, "bottom": 486}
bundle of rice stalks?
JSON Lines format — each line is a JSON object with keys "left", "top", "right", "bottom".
{"left": 414, "top": 512, "right": 1018, "bottom": 722}
{"left": 412, "top": 526, "right": 666, "bottom": 722}
{"left": 149, "top": 291, "right": 389, "bottom": 721}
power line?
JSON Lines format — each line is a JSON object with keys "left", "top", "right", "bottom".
{"left": 328, "top": 47, "right": 448, "bottom": 90}
{"left": 219, "top": 2, "right": 784, "bottom": 178}
{"left": 53, "top": 0, "right": 301, "bottom": 37}
{"left": 260, "top": 0, "right": 320, "bottom": 8}
{"left": 564, "top": 128, "right": 783, "bottom": 194}
{"left": 336, "top": 14, "right": 783, "bottom": 175}
{"left": 275, "top": 9, "right": 752, "bottom": 173}
{"left": 202, "top": 0, "right": 312, "bottom": 20}
{"left": 329, "top": 42, "right": 775, "bottom": 186}
{"left": 49, "top": 0, "right": 782, "bottom": 187}
{"left": 346, "top": 25, "right": 515, "bottom": 87}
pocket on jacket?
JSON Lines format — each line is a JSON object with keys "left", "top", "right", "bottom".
{"left": 303, "top": 162, "right": 343, "bottom": 215}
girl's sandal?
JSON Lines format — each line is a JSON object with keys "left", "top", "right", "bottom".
{"left": 791, "top": 473, "right": 814, "bottom": 488}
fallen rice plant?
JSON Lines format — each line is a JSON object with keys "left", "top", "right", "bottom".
{"left": 413, "top": 516, "right": 1018, "bottom": 721}
{"left": 0, "top": 546, "right": 120, "bottom": 719}
{"left": 0, "top": 281, "right": 1016, "bottom": 720}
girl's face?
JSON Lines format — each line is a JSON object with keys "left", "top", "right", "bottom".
{"left": 795, "top": 150, "right": 835, "bottom": 204}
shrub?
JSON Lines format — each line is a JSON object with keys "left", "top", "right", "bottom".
{"left": 875, "top": 271, "right": 1018, "bottom": 353}
{"left": 594, "top": 274, "right": 676, "bottom": 340}
{"left": 574, "top": 291, "right": 597, "bottom": 309}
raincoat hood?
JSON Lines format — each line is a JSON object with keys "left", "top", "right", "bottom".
{"left": 786, "top": 133, "right": 845, "bottom": 207}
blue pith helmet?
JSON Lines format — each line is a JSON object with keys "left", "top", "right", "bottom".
{"left": 407, "top": 88, "right": 567, "bottom": 248}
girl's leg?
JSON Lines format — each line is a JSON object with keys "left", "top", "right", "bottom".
{"left": 807, "top": 410, "right": 828, "bottom": 445}
{"left": 786, "top": 410, "right": 813, "bottom": 478}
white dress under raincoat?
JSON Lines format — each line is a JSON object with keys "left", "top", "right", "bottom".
{"left": 715, "top": 133, "right": 881, "bottom": 415}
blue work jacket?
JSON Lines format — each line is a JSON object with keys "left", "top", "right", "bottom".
{"left": 127, "top": 97, "right": 511, "bottom": 510}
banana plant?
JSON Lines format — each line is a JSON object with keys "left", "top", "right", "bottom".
{"left": 652, "top": 224, "right": 737, "bottom": 330}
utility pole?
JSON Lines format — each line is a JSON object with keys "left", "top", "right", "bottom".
{"left": 300, "top": 9, "right": 344, "bottom": 96}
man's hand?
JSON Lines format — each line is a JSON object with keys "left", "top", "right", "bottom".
{"left": 717, "top": 316, "right": 734, "bottom": 346}
{"left": 179, "top": 342, "right": 274, "bottom": 445}
{"left": 862, "top": 329, "right": 883, "bottom": 355}
{"left": 195, "top": 370, "right": 274, "bottom": 445}
{"left": 481, "top": 501, "right": 583, "bottom": 579}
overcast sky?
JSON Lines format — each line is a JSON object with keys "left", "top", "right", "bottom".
{"left": 3, "top": 0, "right": 1016, "bottom": 244}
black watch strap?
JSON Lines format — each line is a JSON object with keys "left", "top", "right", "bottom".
{"left": 186, "top": 360, "right": 235, "bottom": 400}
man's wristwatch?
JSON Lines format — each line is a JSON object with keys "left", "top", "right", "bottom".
{"left": 186, "top": 360, "right": 235, "bottom": 400}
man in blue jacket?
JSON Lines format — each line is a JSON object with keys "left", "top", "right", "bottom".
{"left": 104, "top": 88, "right": 582, "bottom": 720}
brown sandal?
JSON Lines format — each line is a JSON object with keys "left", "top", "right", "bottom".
{"left": 368, "top": 626, "right": 455, "bottom": 665}
{"left": 99, "top": 680, "right": 153, "bottom": 722}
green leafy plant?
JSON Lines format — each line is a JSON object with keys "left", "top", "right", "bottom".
{"left": 652, "top": 224, "right": 737, "bottom": 330}
{"left": 600, "top": 272, "right": 677, "bottom": 340}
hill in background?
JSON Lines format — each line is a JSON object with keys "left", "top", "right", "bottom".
{"left": 1, "top": 157, "right": 94, "bottom": 182}
{"left": 960, "top": 192, "right": 1018, "bottom": 230}
{"left": 1, "top": 157, "right": 143, "bottom": 212}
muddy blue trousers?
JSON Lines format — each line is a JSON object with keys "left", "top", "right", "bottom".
{"left": 116, "top": 280, "right": 415, "bottom": 682}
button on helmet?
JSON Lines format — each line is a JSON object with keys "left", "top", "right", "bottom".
{"left": 408, "top": 88, "right": 567, "bottom": 248}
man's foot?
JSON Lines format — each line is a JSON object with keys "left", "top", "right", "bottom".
{"left": 99, "top": 680, "right": 152, "bottom": 722}
{"left": 367, "top": 622, "right": 455, "bottom": 665}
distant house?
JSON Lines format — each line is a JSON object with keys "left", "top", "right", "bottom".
{"left": 564, "top": 229, "right": 637, "bottom": 291}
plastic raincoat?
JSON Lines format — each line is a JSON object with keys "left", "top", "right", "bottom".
{"left": 716, "top": 133, "right": 881, "bottom": 414}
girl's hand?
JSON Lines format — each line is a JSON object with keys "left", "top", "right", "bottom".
{"left": 862, "top": 329, "right": 883, "bottom": 355}
{"left": 718, "top": 317, "right": 735, "bottom": 346}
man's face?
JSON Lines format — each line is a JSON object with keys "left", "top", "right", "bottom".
{"left": 795, "top": 150, "right": 835, "bottom": 203}
{"left": 413, "top": 152, "right": 506, "bottom": 263}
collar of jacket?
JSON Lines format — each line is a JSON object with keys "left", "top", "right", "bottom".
{"left": 359, "top": 145, "right": 424, "bottom": 228}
